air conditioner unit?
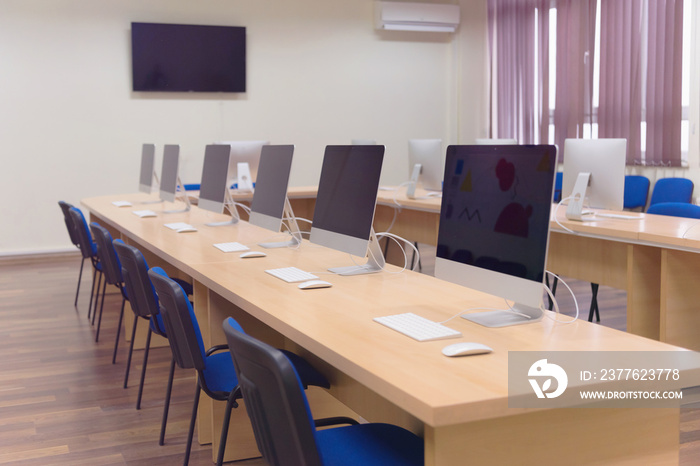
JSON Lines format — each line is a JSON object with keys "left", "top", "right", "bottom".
{"left": 375, "top": 2, "right": 461, "bottom": 33}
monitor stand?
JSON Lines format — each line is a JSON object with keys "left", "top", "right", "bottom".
{"left": 259, "top": 198, "right": 302, "bottom": 248}
{"left": 237, "top": 162, "right": 254, "bottom": 192}
{"left": 163, "top": 177, "right": 192, "bottom": 213}
{"left": 328, "top": 228, "right": 386, "bottom": 276}
{"left": 565, "top": 172, "right": 595, "bottom": 222}
{"left": 406, "top": 163, "right": 422, "bottom": 200}
{"left": 141, "top": 171, "right": 163, "bottom": 204}
{"left": 206, "top": 188, "right": 240, "bottom": 226}
{"left": 461, "top": 303, "right": 543, "bottom": 328}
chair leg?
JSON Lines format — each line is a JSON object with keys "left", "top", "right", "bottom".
{"left": 112, "top": 297, "right": 126, "bottom": 364}
{"left": 136, "top": 328, "right": 153, "bottom": 410}
{"left": 216, "top": 391, "right": 239, "bottom": 466}
{"left": 74, "top": 257, "right": 85, "bottom": 308}
{"left": 91, "top": 272, "right": 103, "bottom": 326}
{"left": 185, "top": 384, "right": 201, "bottom": 466}
{"left": 88, "top": 267, "right": 98, "bottom": 321}
{"left": 124, "top": 317, "right": 139, "bottom": 389}
{"left": 95, "top": 279, "right": 107, "bottom": 342}
{"left": 159, "top": 357, "right": 176, "bottom": 446}
{"left": 588, "top": 283, "right": 600, "bottom": 322}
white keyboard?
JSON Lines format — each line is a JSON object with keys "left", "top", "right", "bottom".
{"left": 132, "top": 209, "right": 157, "bottom": 218}
{"left": 164, "top": 222, "right": 195, "bottom": 230}
{"left": 214, "top": 242, "right": 250, "bottom": 253}
{"left": 374, "top": 313, "right": 462, "bottom": 342}
{"left": 265, "top": 267, "right": 319, "bottom": 283}
{"left": 595, "top": 213, "right": 643, "bottom": 220}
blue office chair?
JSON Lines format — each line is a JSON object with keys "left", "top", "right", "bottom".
{"left": 647, "top": 202, "right": 700, "bottom": 219}
{"left": 623, "top": 175, "right": 650, "bottom": 211}
{"left": 68, "top": 207, "right": 103, "bottom": 322}
{"left": 58, "top": 201, "right": 86, "bottom": 307}
{"left": 147, "top": 268, "right": 332, "bottom": 466}
{"left": 89, "top": 223, "right": 129, "bottom": 353}
{"left": 183, "top": 183, "right": 201, "bottom": 191}
{"left": 222, "top": 317, "right": 424, "bottom": 466}
{"left": 553, "top": 172, "right": 563, "bottom": 203}
{"left": 649, "top": 177, "right": 694, "bottom": 207}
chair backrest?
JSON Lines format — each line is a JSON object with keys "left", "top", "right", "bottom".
{"left": 647, "top": 202, "right": 700, "bottom": 219}
{"left": 147, "top": 267, "right": 207, "bottom": 371}
{"left": 623, "top": 175, "right": 650, "bottom": 210}
{"left": 68, "top": 207, "right": 97, "bottom": 259}
{"left": 112, "top": 240, "right": 160, "bottom": 321}
{"left": 58, "top": 201, "right": 80, "bottom": 247}
{"left": 223, "top": 317, "right": 322, "bottom": 466}
{"left": 89, "top": 223, "right": 123, "bottom": 286}
{"left": 649, "top": 177, "right": 694, "bottom": 206}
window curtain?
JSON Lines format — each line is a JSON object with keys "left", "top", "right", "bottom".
{"left": 487, "top": 0, "right": 550, "bottom": 144}
{"left": 552, "top": 0, "right": 597, "bottom": 153}
{"left": 598, "top": 0, "right": 683, "bottom": 166}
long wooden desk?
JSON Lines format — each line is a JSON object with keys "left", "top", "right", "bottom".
{"left": 84, "top": 193, "right": 697, "bottom": 465}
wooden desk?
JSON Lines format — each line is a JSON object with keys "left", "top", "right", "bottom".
{"left": 83, "top": 193, "right": 696, "bottom": 465}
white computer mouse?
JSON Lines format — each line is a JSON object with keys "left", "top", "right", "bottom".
{"left": 298, "top": 280, "right": 333, "bottom": 290}
{"left": 176, "top": 227, "right": 198, "bottom": 233}
{"left": 441, "top": 342, "right": 493, "bottom": 357}
{"left": 240, "top": 251, "right": 267, "bottom": 258}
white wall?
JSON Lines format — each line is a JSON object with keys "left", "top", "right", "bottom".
{"left": 0, "top": 0, "right": 488, "bottom": 255}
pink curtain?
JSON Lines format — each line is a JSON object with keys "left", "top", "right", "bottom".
{"left": 552, "top": 0, "right": 597, "bottom": 153}
{"left": 487, "top": 0, "right": 549, "bottom": 144}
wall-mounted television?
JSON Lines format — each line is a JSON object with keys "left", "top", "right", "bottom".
{"left": 131, "top": 22, "right": 246, "bottom": 93}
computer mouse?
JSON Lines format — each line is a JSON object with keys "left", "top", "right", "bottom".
{"left": 298, "top": 280, "right": 333, "bottom": 290}
{"left": 441, "top": 342, "right": 493, "bottom": 357}
{"left": 240, "top": 251, "right": 267, "bottom": 258}
{"left": 176, "top": 227, "right": 198, "bottom": 233}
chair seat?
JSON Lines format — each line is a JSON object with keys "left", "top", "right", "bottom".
{"left": 202, "top": 352, "right": 239, "bottom": 394}
{"left": 317, "top": 423, "right": 424, "bottom": 466}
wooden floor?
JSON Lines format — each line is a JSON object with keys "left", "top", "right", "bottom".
{"left": 1, "top": 252, "right": 699, "bottom": 465}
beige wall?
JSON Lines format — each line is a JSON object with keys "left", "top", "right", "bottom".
{"left": 0, "top": 0, "right": 488, "bottom": 254}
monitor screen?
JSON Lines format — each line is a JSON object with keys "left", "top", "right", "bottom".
{"left": 408, "top": 139, "right": 443, "bottom": 191}
{"left": 435, "top": 144, "right": 557, "bottom": 326}
{"left": 131, "top": 22, "right": 246, "bottom": 93}
{"left": 310, "top": 145, "right": 385, "bottom": 258}
{"left": 198, "top": 144, "right": 232, "bottom": 214}
{"left": 139, "top": 143, "right": 155, "bottom": 193}
{"left": 159, "top": 144, "right": 180, "bottom": 203}
{"left": 562, "top": 138, "right": 627, "bottom": 211}
{"left": 249, "top": 145, "right": 295, "bottom": 233}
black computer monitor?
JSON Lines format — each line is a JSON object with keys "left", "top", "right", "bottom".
{"left": 139, "top": 143, "right": 156, "bottom": 194}
{"left": 310, "top": 145, "right": 385, "bottom": 275}
{"left": 198, "top": 144, "right": 232, "bottom": 214}
{"left": 159, "top": 144, "right": 180, "bottom": 203}
{"left": 249, "top": 145, "right": 295, "bottom": 230}
{"left": 435, "top": 144, "right": 557, "bottom": 327}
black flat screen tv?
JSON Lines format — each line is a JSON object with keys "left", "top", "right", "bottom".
{"left": 131, "top": 22, "right": 246, "bottom": 93}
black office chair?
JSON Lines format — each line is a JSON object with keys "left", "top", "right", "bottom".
{"left": 89, "top": 223, "right": 129, "bottom": 353}
{"left": 68, "top": 207, "right": 103, "bottom": 321}
{"left": 58, "top": 201, "right": 85, "bottom": 307}
{"left": 147, "top": 267, "right": 333, "bottom": 466}
{"left": 222, "top": 317, "right": 424, "bottom": 466}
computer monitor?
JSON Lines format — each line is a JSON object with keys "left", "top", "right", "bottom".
{"left": 475, "top": 138, "right": 518, "bottom": 145}
{"left": 198, "top": 144, "right": 232, "bottom": 214}
{"left": 562, "top": 138, "right": 627, "bottom": 221}
{"left": 407, "top": 139, "right": 444, "bottom": 197}
{"left": 139, "top": 143, "right": 156, "bottom": 193}
{"left": 310, "top": 145, "right": 385, "bottom": 275}
{"left": 249, "top": 145, "right": 302, "bottom": 248}
{"left": 159, "top": 144, "right": 190, "bottom": 212}
{"left": 435, "top": 144, "right": 557, "bottom": 327}
{"left": 217, "top": 140, "right": 269, "bottom": 191}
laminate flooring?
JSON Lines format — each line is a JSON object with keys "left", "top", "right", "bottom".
{"left": 0, "top": 252, "right": 698, "bottom": 465}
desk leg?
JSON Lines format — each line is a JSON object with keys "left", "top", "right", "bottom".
{"left": 425, "top": 408, "right": 678, "bottom": 465}
{"left": 626, "top": 244, "right": 661, "bottom": 340}
{"left": 660, "top": 249, "right": 700, "bottom": 351}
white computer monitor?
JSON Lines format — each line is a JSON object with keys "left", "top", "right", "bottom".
{"left": 435, "top": 144, "right": 557, "bottom": 327}
{"left": 475, "top": 138, "right": 518, "bottom": 145}
{"left": 139, "top": 143, "right": 156, "bottom": 194}
{"left": 562, "top": 138, "right": 627, "bottom": 221}
{"left": 249, "top": 145, "right": 301, "bottom": 248}
{"left": 217, "top": 140, "right": 269, "bottom": 191}
{"left": 408, "top": 139, "right": 444, "bottom": 192}
{"left": 159, "top": 144, "right": 180, "bottom": 203}
{"left": 198, "top": 144, "right": 232, "bottom": 214}
{"left": 310, "top": 145, "right": 385, "bottom": 275}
